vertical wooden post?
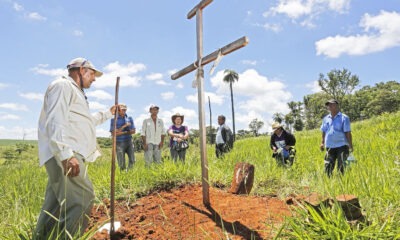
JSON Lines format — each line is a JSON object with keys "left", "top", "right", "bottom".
{"left": 171, "top": 0, "right": 248, "bottom": 207}
{"left": 195, "top": 8, "right": 210, "bottom": 206}
{"left": 110, "top": 76, "right": 120, "bottom": 236}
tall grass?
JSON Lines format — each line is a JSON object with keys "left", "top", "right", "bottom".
{"left": 0, "top": 112, "right": 399, "bottom": 239}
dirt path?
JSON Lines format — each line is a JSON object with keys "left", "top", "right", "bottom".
{"left": 89, "top": 184, "right": 293, "bottom": 239}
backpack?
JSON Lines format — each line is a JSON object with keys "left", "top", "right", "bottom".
{"left": 224, "top": 126, "right": 234, "bottom": 149}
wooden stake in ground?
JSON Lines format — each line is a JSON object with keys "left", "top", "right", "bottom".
{"left": 110, "top": 76, "right": 120, "bottom": 236}
{"left": 171, "top": 0, "right": 248, "bottom": 206}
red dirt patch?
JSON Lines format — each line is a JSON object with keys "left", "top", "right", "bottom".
{"left": 89, "top": 184, "right": 294, "bottom": 239}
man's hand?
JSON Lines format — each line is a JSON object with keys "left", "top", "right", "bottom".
{"left": 143, "top": 143, "right": 148, "bottom": 151}
{"left": 61, "top": 157, "right": 80, "bottom": 177}
{"left": 320, "top": 143, "right": 325, "bottom": 151}
{"left": 110, "top": 105, "right": 117, "bottom": 115}
{"left": 159, "top": 142, "right": 164, "bottom": 149}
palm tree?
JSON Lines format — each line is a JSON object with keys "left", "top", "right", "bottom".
{"left": 223, "top": 69, "right": 239, "bottom": 142}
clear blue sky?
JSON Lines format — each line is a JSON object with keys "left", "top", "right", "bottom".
{"left": 0, "top": 0, "right": 399, "bottom": 140}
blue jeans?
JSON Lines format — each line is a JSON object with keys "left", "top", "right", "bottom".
{"left": 170, "top": 148, "right": 186, "bottom": 162}
{"left": 273, "top": 147, "right": 295, "bottom": 166}
{"left": 116, "top": 140, "right": 135, "bottom": 170}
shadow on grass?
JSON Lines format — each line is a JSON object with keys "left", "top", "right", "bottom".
{"left": 182, "top": 202, "right": 263, "bottom": 240}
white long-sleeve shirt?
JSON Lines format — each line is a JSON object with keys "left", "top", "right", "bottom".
{"left": 141, "top": 117, "right": 166, "bottom": 145}
{"left": 38, "top": 76, "right": 112, "bottom": 166}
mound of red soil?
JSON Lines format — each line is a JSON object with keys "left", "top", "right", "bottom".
{"left": 89, "top": 184, "right": 293, "bottom": 239}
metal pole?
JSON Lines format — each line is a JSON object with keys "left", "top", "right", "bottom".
{"left": 196, "top": 8, "right": 210, "bottom": 206}
{"left": 110, "top": 76, "right": 120, "bottom": 236}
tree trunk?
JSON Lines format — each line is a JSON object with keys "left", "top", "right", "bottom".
{"left": 230, "top": 82, "right": 235, "bottom": 142}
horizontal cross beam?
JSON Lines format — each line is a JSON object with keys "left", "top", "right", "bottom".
{"left": 187, "top": 0, "right": 213, "bottom": 19}
{"left": 171, "top": 36, "right": 249, "bottom": 80}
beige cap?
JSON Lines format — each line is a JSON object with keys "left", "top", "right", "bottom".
{"left": 119, "top": 103, "right": 127, "bottom": 110}
{"left": 67, "top": 57, "right": 103, "bottom": 77}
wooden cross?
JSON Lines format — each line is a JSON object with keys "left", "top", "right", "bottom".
{"left": 171, "top": 0, "right": 248, "bottom": 206}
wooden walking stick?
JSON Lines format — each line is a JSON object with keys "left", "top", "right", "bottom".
{"left": 110, "top": 76, "right": 120, "bottom": 237}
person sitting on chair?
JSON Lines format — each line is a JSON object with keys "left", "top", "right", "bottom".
{"left": 270, "top": 122, "right": 296, "bottom": 166}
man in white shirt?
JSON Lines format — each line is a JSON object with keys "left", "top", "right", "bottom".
{"left": 215, "top": 115, "right": 233, "bottom": 158}
{"left": 35, "top": 57, "right": 116, "bottom": 239}
{"left": 141, "top": 105, "right": 166, "bottom": 166}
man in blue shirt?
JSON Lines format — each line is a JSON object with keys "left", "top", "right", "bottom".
{"left": 320, "top": 99, "right": 353, "bottom": 177}
{"left": 110, "top": 103, "right": 136, "bottom": 171}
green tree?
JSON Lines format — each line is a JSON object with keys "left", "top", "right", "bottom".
{"left": 223, "top": 69, "right": 239, "bottom": 142}
{"left": 303, "top": 93, "right": 329, "bottom": 130}
{"left": 248, "top": 118, "right": 264, "bottom": 136}
{"left": 272, "top": 112, "right": 284, "bottom": 123}
{"left": 318, "top": 68, "right": 360, "bottom": 104}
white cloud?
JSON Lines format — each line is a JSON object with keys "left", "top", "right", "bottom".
{"left": 31, "top": 65, "right": 66, "bottom": 77}
{"left": 0, "top": 83, "right": 9, "bottom": 89}
{"left": 0, "top": 126, "right": 37, "bottom": 140}
{"left": 146, "top": 73, "right": 163, "bottom": 81}
{"left": 264, "top": 0, "right": 350, "bottom": 27}
{"left": 0, "top": 103, "right": 29, "bottom": 111}
{"left": 306, "top": 80, "right": 321, "bottom": 93}
{"left": 316, "top": 11, "right": 400, "bottom": 58}
{"left": 13, "top": 3, "right": 23, "bottom": 12}
{"left": 156, "top": 80, "right": 169, "bottom": 86}
{"left": 262, "top": 22, "right": 283, "bottom": 32}
{"left": 88, "top": 101, "right": 107, "bottom": 111}
{"left": 186, "top": 91, "right": 225, "bottom": 106}
{"left": 241, "top": 60, "right": 258, "bottom": 65}
{"left": 96, "top": 128, "right": 111, "bottom": 138}
{"left": 27, "top": 12, "right": 47, "bottom": 21}
{"left": 19, "top": 92, "right": 44, "bottom": 101}
{"left": 161, "top": 92, "right": 175, "bottom": 100}
{"left": 94, "top": 61, "right": 146, "bottom": 88}
{"left": 210, "top": 69, "right": 292, "bottom": 117}
{"left": 0, "top": 114, "right": 20, "bottom": 120}
{"left": 73, "top": 30, "right": 83, "bottom": 37}
{"left": 86, "top": 90, "right": 113, "bottom": 100}
{"left": 176, "top": 82, "right": 184, "bottom": 89}
{"left": 268, "top": 0, "right": 313, "bottom": 19}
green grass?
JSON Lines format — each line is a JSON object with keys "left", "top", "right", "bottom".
{"left": 1, "top": 112, "right": 400, "bottom": 239}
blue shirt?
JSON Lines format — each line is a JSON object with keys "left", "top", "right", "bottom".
{"left": 320, "top": 112, "right": 351, "bottom": 148}
{"left": 110, "top": 114, "right": 135, "bottom": 142}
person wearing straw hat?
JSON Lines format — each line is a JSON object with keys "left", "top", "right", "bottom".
{"left": 110, "top": 103, "right": 136, "bottom": 171}
{"left": 35, "top": 57, "right": 116, "bottom": 239}
{"left": 168, "top": 113, "right": 189, "bottom": 162}
{"left": 270, "top": 122, "right": 296, "bottom": 166}
{"left": 320, "top": 99, "right": 353, "bottom": 177}
{"left": 141, "top": 104, "right": 166, "bottom": 166}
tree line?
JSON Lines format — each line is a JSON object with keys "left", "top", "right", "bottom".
{"left": 273, "top": 68, "right": 400, "bottom": 131}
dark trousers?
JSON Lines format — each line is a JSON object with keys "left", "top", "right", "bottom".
{"left": 324, "top": 145, "right": 349, "bottom": 177}
{"left": 216, "top": 143, "right": 230, "bottom": 158}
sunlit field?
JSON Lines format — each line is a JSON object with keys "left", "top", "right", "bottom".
{"left": 1, "top": 112, "right": 399, "bottom": 239}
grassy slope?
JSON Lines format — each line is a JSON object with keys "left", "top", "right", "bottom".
{"left": 0, "top": 112, "right": 399, "bottom": 239}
